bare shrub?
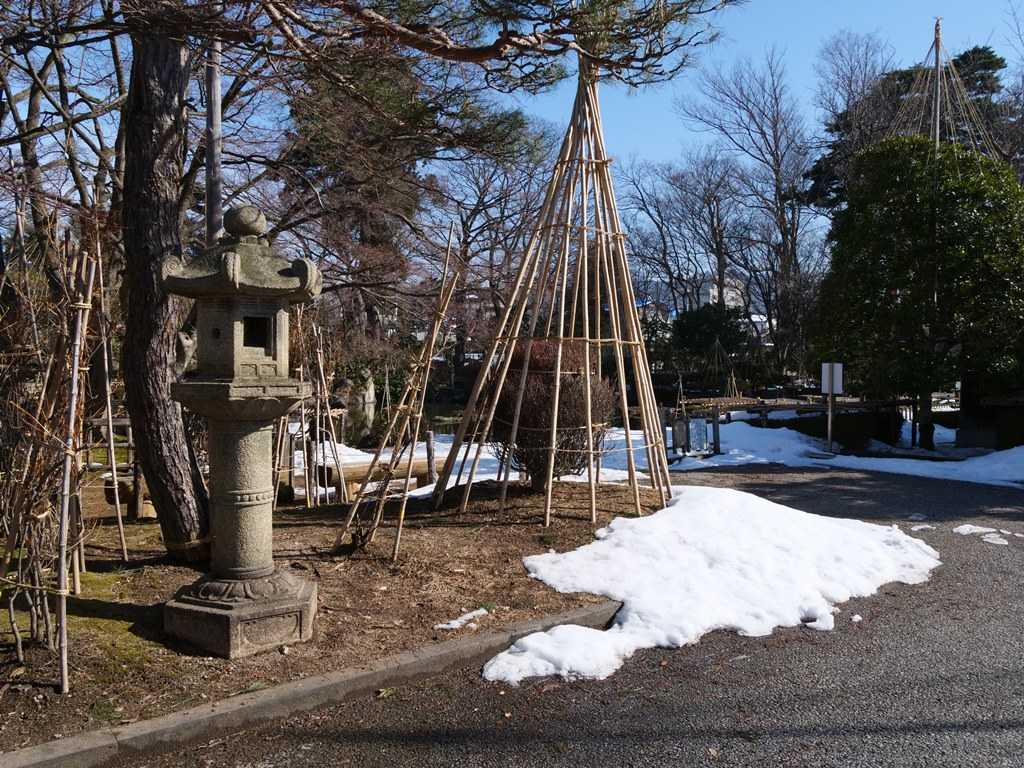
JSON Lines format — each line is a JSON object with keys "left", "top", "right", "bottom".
{"left": 489, "top": 338, "right": 615, "bottom": 492}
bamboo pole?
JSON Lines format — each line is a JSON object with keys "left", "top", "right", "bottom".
{"left": 433, "top": 63, "right": 671, "bottom": 526}
{"left": 58, "top": 257, "right": 96, "bottom": 694}
{"left": 589, "top": 79, "right": 671, "bottom": 501}
{"left": 586, "top": 76, "right": 669, "bottom": 502}
{"left": 487, "top": 112, "right": 586, "bottom": 510}
{"left": 458, "top": 157, "right": 578, "bottom": 515}
{"left": 96, "top": 236, "right": 128, "bottom": 561}
{"left": 392, "top": 272, "right": 458, "bottom": 558}
{"left": 271, "top": 414, "right": 287, "bottom": 512}
{"left": 540, "top": 127, "right": 581, "bottom": 526}
{"left": 314, "top": 368, "right": 323, "bottom": 505}
{"left": 452, "top": 144, "right": 574, "bottom": 505}
{"left": 431, "top": 111, "right": 580, "bottom": 510}
{"left": 337, "top": 366, "right": 416, "bottom": 541}
{"left": 495, "top": 151, "right": 578, "bottom": 506}
{"left": 592, "top": 163, "right": 642, "bottom": 518}
{"left": 338, "top": 225, "right": 459, "bottom": 550}
{"left": 313, "top": 325, "right": 347, "bottom": 503}
{"left": 577, "top": 155, "right": 598, "bottom": 524}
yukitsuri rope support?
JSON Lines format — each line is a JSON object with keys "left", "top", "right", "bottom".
{"left": 431, "top": 62, "right": 672, "bottom": 527}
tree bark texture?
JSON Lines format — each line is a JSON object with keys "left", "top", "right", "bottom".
{"left": 122, "top": 32, "right": 210, "bottom": 562}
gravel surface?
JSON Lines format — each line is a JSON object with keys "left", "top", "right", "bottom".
{"left": 106, "top": 467, "right": 1024, "bottom": 768}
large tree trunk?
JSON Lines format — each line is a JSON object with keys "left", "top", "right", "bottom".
{"left": 122, "top": 32, "right": 210, "bottom": 563}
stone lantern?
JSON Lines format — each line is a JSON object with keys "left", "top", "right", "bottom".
{"left": 162, "top": 205, "right": 322, "bottom": 658}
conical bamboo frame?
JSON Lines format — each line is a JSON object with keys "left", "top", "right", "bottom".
{"left": 432, "top": 64, "right": 672, "bottom": 525}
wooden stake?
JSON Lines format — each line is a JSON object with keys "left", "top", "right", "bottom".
{"left": 58, "top": 258, "right": 96, "bottom": 694}
{"left": 96, "top": 237, "right": 128, "bottom": 561}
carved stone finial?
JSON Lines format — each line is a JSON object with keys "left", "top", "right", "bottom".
{"left": 224, "top": 205, "right": 267, "bottom": 237}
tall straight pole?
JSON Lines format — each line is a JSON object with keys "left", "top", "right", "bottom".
{"left": 826, "top": 363, "right": 834, "bottom": 454}
{"left": 58, "top": 259, "right": 96, "bottom": 694}
{"left": 205, "top": 2, "right": 223, "bottom": 246}
{"left": 96, "top": 237, "right": 128, "bottom": 561}
{"left": 932, "top": 18, "right": 942, "bottom": 152}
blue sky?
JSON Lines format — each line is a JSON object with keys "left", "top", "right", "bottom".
{"left": 507, "top": 0, "right": 1012, "bottom": 164}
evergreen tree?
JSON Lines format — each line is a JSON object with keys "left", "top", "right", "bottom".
{"left": 817, "top": 136, "right": 1024, "bottom": 448}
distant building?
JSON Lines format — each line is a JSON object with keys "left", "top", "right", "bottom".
{"left": 691, "top": 277, "right": 745, "bottom": 310}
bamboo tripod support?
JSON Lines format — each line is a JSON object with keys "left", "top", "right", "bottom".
{"left": 431, "top": 64, "right": 672, "bottom": 525}
{"left": 335, "top": 225, "right": 459, "bottom": 560}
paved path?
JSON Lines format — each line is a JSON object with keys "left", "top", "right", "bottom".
{"left": 109, "top": 468, "right": 1024, "bottom": 768}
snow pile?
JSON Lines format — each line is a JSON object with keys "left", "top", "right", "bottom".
{"left": 483, "top": 486, "right": 940, "bottom": 685}
{"left": 434, "top": 608, "right": 488, "bottom": 630}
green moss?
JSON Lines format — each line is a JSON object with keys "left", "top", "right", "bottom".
{"left": 78, "top": 570, "right": 125, "bottom": 597}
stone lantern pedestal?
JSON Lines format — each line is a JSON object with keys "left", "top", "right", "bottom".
{"left": 162, "top": 206, "right": 322, "bottom": 658}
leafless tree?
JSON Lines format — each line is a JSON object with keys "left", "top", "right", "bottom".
{"left": 680, "top": 49, "right": 818, "bottom": 369}
{"left": 620, "top": 160, "right": 703, "bottom": 316}
{"left": 815, "top": 30, "right": 896, "bottom": 138}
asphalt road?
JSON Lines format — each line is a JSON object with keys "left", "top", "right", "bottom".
{"left": 109, "top": 467, "right": 1024, "bottom": 768}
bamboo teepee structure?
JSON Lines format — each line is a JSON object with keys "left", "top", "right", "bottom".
{"left": 432, "top": 63, "right": 672, "bottom": 525}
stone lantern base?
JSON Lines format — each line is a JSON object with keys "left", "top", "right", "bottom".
{"left": 164, "top": 568, "right": 316, "bottom": 658}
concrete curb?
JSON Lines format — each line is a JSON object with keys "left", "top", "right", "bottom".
{"left": 3, "top": 600, "right": 621, "bottom": 768}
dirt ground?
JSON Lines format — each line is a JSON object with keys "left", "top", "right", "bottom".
{"left": 0, "top": 481, "right": 661, "bottom": 751}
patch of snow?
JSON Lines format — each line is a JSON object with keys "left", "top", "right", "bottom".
{"left": 292, "top": 486, "right": 335, "bottom": 502}
{"left": 953, "top": 524, "right": 997, "bottom": 536}
{"left": 911, "top": 524, "right": 935, "bottom": 531}
{"left": 293, "top": 442, "right": 377, "bottom": 471}
{"left": 728, "top": 409, "right": 817, "bottom": 422}
{"left": 981, "top": 533, "right": 1009, "bottom": 546}
{"left": 661, "top": 421, "right": 1023, "bottom": 488}
{"left": 668, "top": 422, "right": 820, "bottom": 471}
{"left": 1000, "top": 529, "right": 1012, "bottom": 535}
{"left": 483, "top": 486, "right": 940, "bottom": 685}
{"left": 898, "top": 420, "right": 956, "bottom": 448}
{"left": 826, "top": 447, "right": 1024, "bottom": 489}
{"left": 366, "top": 420, "right": 1021, "bottom": 501}
{"left": 851, "top": 614, "right": 863, "bottom": 623}
{"left": 434, "top": 608, "right": 488, "bottom": 631}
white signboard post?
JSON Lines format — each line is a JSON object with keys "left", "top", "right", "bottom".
{"left": 822, "top": 362, "right": 844, "bottom": 453}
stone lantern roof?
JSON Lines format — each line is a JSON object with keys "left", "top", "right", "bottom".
{"left": 164, "top": 205, "right": 321, "bottom": 303}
